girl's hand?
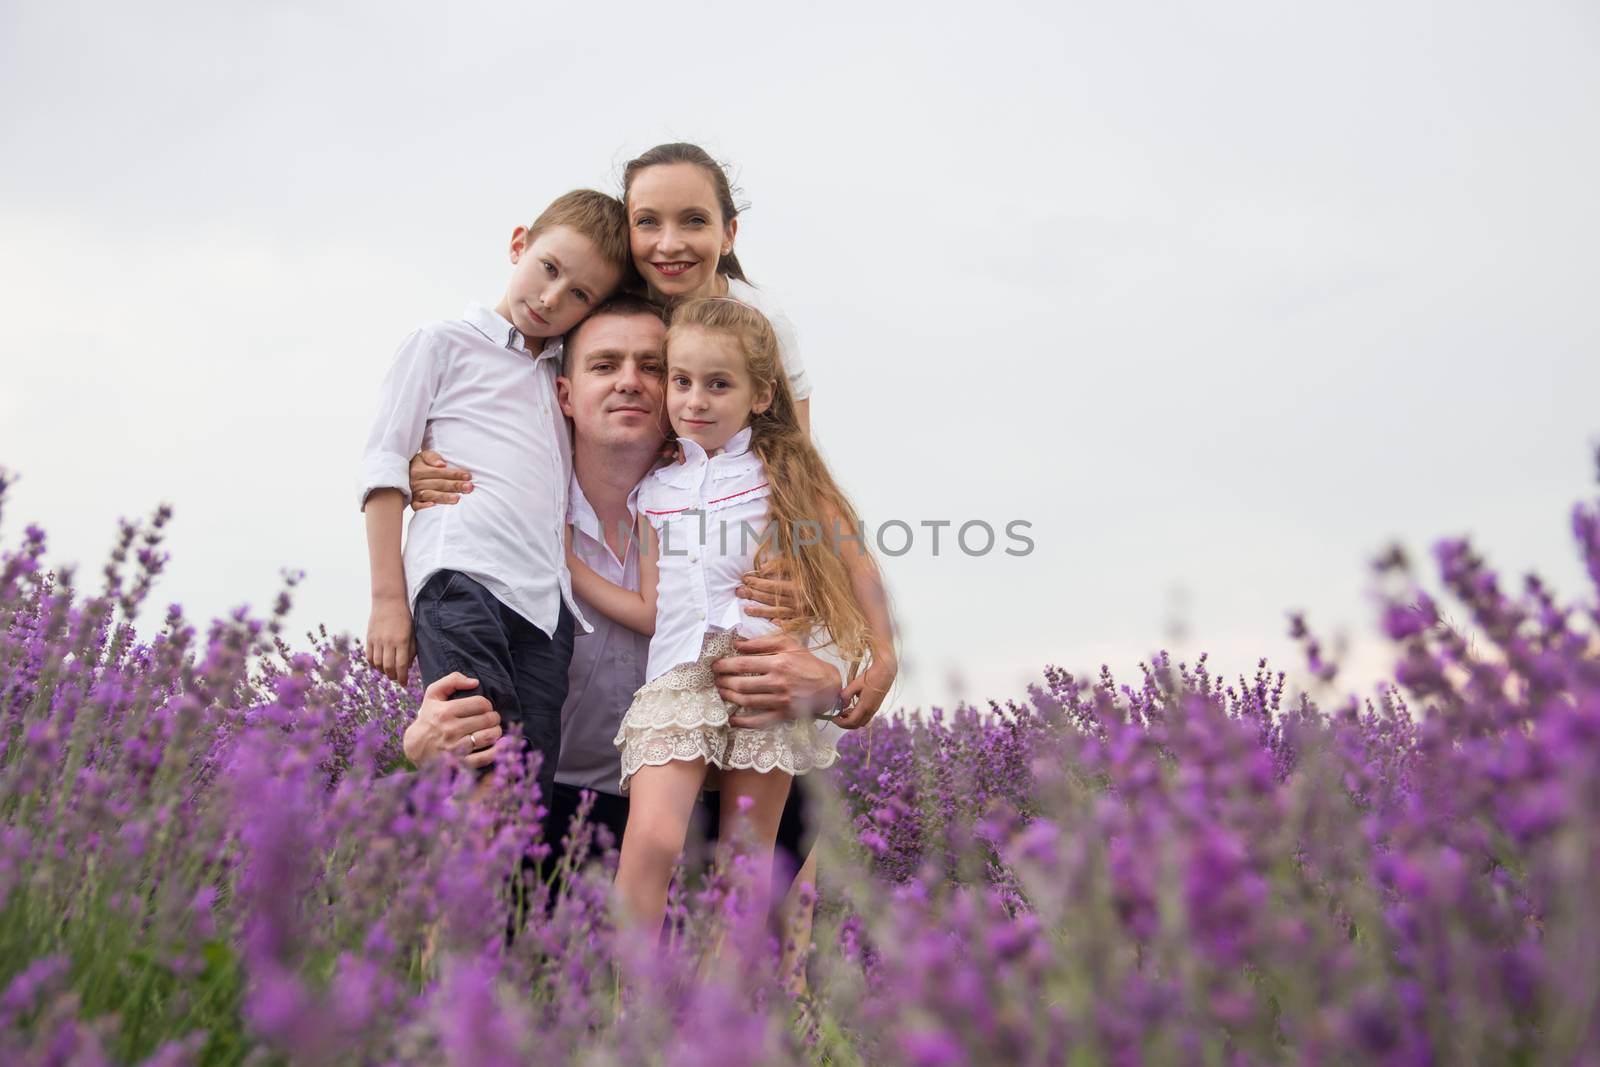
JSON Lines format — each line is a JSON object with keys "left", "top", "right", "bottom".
{"left": 366, "top": 595, "right": 416, "bottom": 684}
{"left": 832, "top": 655, "right": 897, "bottom": 730}
{"left": 736, "top": 565, "right": 800, "bottom": 623}
{"left": 408, "top": 450, "right": 473, "bottom": 511}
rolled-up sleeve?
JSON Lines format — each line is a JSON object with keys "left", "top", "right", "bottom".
{"left": 358, "top": 329, "right": 442, "bottom": 509}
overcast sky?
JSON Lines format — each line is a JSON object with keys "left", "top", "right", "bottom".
{"left": 2, "top": 0, "right": 1597, "bottom": 712}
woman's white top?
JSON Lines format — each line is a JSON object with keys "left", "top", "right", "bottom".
{"left": 640, "top": 426, "right": 778, "bottom": 682}
{"left": 725, "top": 277, "right": 812, "bottom": 402}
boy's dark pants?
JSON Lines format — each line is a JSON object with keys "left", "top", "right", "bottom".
{"left": 413, "top": 570, "right": 575, "bottom": 806}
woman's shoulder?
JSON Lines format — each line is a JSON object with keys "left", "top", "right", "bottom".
{"left": 726, "top": 276, "right": 786, "bottom": 317}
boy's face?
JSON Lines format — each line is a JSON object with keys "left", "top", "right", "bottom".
{"left": 557, "top": 313, "right": 669, "bottom": 452}
{"left": 497, "top": 225, "right": 622, "bottom": 341}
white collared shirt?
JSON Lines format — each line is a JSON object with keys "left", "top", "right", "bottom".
{"left": 556, "top": 472, "right": 651, "bottom": 795}
{"left": 358, "top": 303, "right": 588, "bottom": 637}
{"left": 639, "top": 426, "right": 778, "bottom": 681}
{"left": 726, "top": 278, "right": 812, "bottom": 402}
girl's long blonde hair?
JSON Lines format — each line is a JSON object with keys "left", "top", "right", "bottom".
{"left": 667, "top": 297, "right": 873, "bottom": 664}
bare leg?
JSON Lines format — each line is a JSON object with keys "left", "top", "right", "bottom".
{"left": 780, "top": 845, "right": 819, "bottom": 996}
{"left": 716, "top": 768, "right": 793, "bottom": 923}
{"left": 615, "top": 758, "right": 707, "bottom": 938}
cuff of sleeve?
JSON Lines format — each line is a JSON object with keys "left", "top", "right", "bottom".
{"left": 359, "top": 452, "right": 414, "bottom": 510}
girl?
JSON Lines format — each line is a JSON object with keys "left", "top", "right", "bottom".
{"left": 565, "top": 296, "right": 894, "bottom": 935}
{"left": 623, "top": 142, "right": 814, "bottom": 435}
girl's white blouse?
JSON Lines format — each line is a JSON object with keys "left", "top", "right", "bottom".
{"left": 640, "top": 427, "right": 778, "bottom": 682}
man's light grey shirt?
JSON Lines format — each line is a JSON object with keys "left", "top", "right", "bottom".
{"left": 556, "top": 473, "right": 650, "bottom": 795}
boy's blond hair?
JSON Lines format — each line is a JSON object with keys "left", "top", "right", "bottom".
{"left": 529, "top": 190, "right": 633, "bottom": 282}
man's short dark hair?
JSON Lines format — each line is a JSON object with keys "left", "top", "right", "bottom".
{"left": 562, "top": 293, "right": 668, "bottom": 375}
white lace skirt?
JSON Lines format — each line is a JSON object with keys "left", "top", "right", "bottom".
{"left": 614, "top": 627, "right": 839, "bottom": 795}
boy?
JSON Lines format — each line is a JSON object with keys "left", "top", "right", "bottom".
{"left": 359, "top": 189, "right": 631, "bottom": 802}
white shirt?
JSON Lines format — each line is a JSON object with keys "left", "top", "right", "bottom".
{"left": 726, "top": 277, "right": 812, "bottom": 402}
{"left": 556, "top": 473, "right": 651, "bottom": 795}
{"left": 358, "top": 304, "right": 588, "bottom": 637}
{"left": 639, "top": 426, "right": 778, "bottom": 681}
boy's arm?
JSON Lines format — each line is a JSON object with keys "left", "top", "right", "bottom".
{"left": 365, "top": 489, "right": 414, "bottom": 683}
{"left": 358, "top": 328, "right": 442, "bottom": 683}
{"left": 567, "top": 519, "right": 659, "bottom": 636}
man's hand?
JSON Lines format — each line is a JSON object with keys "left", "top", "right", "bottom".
{"left": 403, "top": 673, "right": 502, "bottom": 769}
{"left": 408, "top": 450, "right": 473, "bottom": 511}
{"left": 833, "top": 655, "right": 898, "bottom": 730}
{"left": 367, "top": 595, "right": 416, "bottom": 684}
{"left": 715, "top": 632, "right": 843, "bottom": 729}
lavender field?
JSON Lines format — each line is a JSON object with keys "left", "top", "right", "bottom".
{"left": 3, "top": 457, "right": 1600, "bottom": 1067}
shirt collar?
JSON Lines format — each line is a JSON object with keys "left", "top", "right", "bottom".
{"left": 678, "top": 425, "right": 754, "bottom": 466}
{"left": 463, "top": 303, "right": 563, "bottom": 362}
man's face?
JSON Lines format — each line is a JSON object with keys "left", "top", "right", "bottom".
{"left": 557, "top": 313, "right": 668, "bottom": 451}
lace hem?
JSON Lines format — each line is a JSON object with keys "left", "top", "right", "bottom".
{"left": 614, "top": 625, "right": 839, "bottom": 792}
{"left": 722, "top": 720, "right": 838, "bottom": 776}
{"left": 617, "top": 726, "right": 724, "bottom": 795}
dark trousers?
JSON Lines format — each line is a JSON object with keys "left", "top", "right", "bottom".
{"left": 413, "top": 570, "right": 575, "bottom": 806}
{"left": 543, "top": 781, "right": 632, "bottom": 866}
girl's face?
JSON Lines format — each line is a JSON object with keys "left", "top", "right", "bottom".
{"left": 666, "top": 326, "right": 772, "bottom": 454}
{"left": 628, "top": 163, "right": 736, "bottom": 301}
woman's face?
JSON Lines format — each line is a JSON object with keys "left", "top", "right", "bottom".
{"left": 627, "top": 163, "right": 737, "bottom": 301}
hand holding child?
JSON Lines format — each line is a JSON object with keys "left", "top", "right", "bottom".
{"left": 735, "top": 561, "right": 800, "bottom": 623}
{"left": 403, "top": 672, "right": 502, "bottom": 769}
{"left": 408, "top": 451, "right": 474, "bottom": 511}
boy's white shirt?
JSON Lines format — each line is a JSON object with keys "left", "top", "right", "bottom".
{"left": 358, "top": 303, "right": 589, "bottom": 637}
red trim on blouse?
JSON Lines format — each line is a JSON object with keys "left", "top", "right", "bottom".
{"left": 645, "top": 482, "right": 769, "bottom": 516}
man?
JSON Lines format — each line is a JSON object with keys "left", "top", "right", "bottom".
{"left": 399, "top": 293, "right": 863, "bottom": 870}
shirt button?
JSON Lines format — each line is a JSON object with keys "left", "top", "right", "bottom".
{"left": 689, "top": 553, "right": 698, "bottom": 563}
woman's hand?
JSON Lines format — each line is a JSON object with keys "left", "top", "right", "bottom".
{"left": 403, "top": 673, "right": 502, "bottom": 769}
{"left": 408, "top": 450, "right": 473, "bottom": 511}
{"left": 366, "top": 595, "right": 416, "bottom": 684}
{"left": 832, "top": 654, "right": 898, "bottom": 731}
{"left": 736, "top": 562, "right": 801, "bottom": 624}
